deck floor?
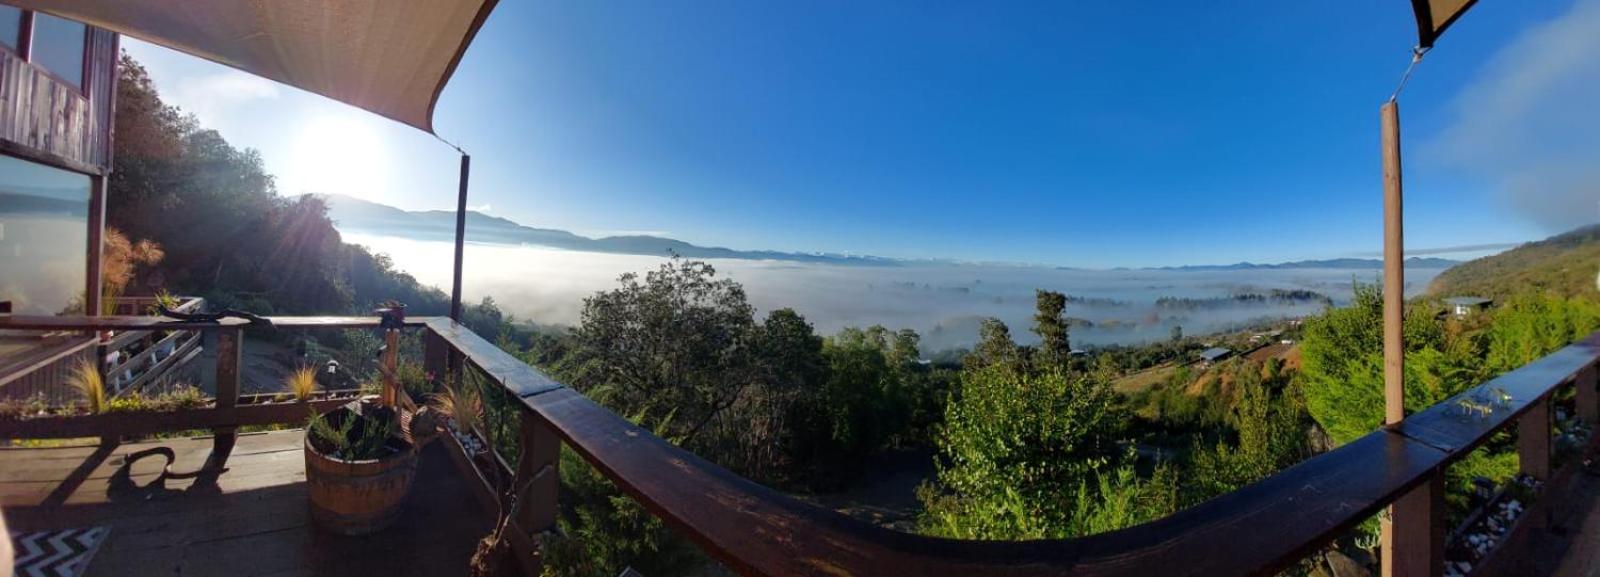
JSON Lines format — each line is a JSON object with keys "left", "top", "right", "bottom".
{"left": 0, "top": 430, "right": 491, "bottom": 576}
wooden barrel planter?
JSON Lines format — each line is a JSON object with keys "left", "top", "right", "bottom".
{"left": 304, "top": 405, "right": 419, "bottom": 535}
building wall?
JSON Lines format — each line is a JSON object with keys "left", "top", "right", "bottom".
{"left": 0, "top": 27, "right": 116, "bottom": 173}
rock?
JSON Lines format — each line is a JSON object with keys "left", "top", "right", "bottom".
{"left": 1325, "top": 550, "right": 1372, "bottom": 577}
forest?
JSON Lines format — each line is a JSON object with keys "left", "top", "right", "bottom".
{"left": 101, "top": 52, "right": 1600, "bottom": 577}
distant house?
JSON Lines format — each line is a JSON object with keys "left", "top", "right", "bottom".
{"left": 1197, "top": 347, "right": 1232, "bottom": 367}
{"left": 1443, "top": 297, "right": 1493, "bottom": 317}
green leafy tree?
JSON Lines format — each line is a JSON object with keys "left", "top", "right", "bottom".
{"left": 1033, "top": 290, "right": 1071, "bottom": 367}
{"left": 1189, "top": 362, "right": 1309, "bottom": 500}
{"left": 968, "top": 318, "right": 1020, "bottom": 369}
{"left": 918, "top": 364, "right": 1124, "bottom": 539}
{"left": 1299, "top": 285, "right": 1477, "bottom": 445}
{"left": 1484, "top": 293, "right": 1600, "bottom": 374}
{"left": 568, "top": 258, "right": 761, "bottom": 450}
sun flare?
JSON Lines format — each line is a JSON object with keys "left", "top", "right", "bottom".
{"left": 287, "top": 114, "right": 391, "bottom": 202}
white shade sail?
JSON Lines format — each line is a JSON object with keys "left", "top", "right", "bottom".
{"left": 7, "top": 0, "right": 498, "bottom": 133}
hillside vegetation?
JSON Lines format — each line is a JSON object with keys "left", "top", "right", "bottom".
{"left": 1428, "top": 224, "right": 1600, "bottom": 299}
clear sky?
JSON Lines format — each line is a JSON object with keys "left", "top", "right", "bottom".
{"left": 124, "top": 0, "right": 1600, "bottom": 268}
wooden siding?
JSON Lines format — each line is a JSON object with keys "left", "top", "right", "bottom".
{"left": 0, "top": 27, "right": 115, "bottom": 173}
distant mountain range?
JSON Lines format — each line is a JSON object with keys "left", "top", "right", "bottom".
{"left": 319, "top": 194, "right": 899, "bottom": 265}
{"left": 319, "top": 194, "right": 1466, "bottom": 271}
{"left": 1151, "top": 257, "right": 1459, "bottom": 272}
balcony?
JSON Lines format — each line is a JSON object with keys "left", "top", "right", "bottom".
{"left": 2, "top": 314, "right": 1600, "bottom": 576}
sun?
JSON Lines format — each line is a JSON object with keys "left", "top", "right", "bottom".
{"left": 287, "top": 113, "right": 391, "bottom": 202}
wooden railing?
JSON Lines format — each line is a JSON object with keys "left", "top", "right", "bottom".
{"left": 3, "top": 313, "right": 1598, "bottom": 577}
{"left": 424, "top": 319, "right": 1600, "bottom": 577}
{"left": 0, "top": 316, "right": 424, "bottom": 444}
{"left": 0, "top": 296, "right": 205, "bottom": 404}
{"left": 102, "top": 295, "right": 206, "bottom": 397}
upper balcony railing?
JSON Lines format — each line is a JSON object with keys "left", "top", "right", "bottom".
{"left": 1, "top": 313, "right": 1597, "bottom": 577}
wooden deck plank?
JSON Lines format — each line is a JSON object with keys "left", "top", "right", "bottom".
{"left": 0, "top": 430, "right": 490, "bottom": 576}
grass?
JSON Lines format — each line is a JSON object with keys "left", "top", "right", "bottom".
{"left": 1113, "top": 364, "right": 1177, "bottom": 395}
{"left": 287, "top": 365, "right": 318, "bottom": 401}
{"left": 430, "top": 378, "right": 484, "bottom": 437}
{"left": 71, "top": 359, "right": 106, "bottom": 414}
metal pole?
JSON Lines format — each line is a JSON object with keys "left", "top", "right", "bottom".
{"left": 450, "top": 153, "right": 471, "bottom": 321}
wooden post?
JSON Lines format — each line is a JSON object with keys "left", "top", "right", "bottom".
{"left": 1381, "top": 101, "right": 1406, "bottom": 427}
{"left": 382, "top": 329, "right": 400, "bottom": 407}
{"left": 424, "top": 330, "right": 449, "bottom": 395}
{"left": 1518, "top": 396, "right": 1553, "bottom": 530}
{"left": 85, "top": 175, "right": 107, "bottom": 318}
{"left": 1384, "top": 472, "right": 1445, "bottom": 577}
{"left": 514, "top": 410, "right": 560, "bottom": 573}
{"left": 214, "top": 328, "right": 242, "bottom": 448}
{"left": 1518, "top": 397, "right": 1551, "bottom": 482}
{"left": 1379, "top": 101, "right": 1438, "bottom": 577}
{"left": 1576, "top": 364, "right": 1598, "bottom": 426}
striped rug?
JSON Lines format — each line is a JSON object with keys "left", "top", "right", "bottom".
{"left": 9, "top": 527, "right": 109, "bottom": 577}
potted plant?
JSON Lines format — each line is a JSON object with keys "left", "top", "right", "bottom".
{"left": 303, "top": 397, "right": 435, "bottom": 535}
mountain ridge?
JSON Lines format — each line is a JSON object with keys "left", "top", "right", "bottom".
{"left": 1428, "top": 224, "right": 1600, "bottom": 299}
{"left": 318, "top": 194, "right": 1468, "bottom": 271}
{"left": 1151, "top": 257, "right": 1458, "bottom": 271}
{"left": 319, "top": 194, "right": 900, "bottom": 265}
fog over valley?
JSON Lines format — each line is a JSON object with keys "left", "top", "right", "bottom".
{"left": 344, "top": 233, "right": 1449, "bottom": 350}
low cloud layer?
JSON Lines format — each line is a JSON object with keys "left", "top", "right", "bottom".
{"left": 1433, "top": 0, "right": 1600, "bottom": 231}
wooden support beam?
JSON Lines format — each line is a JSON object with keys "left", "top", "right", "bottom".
{"left": 85, "top": 174, "right": 107, "bottom": 318}
{"left": 1577, "top": 364, "right": 1598, "bottom": 426}
{"left": 214, "top": 328, "right": 242, "bottom": 446}
{"left": 381, "top": 329, "right": 400, "bottom": 407}
{"left": 424, "top": 330, "right": 449, "bottom": 395}
{"left": 1381, "top": 100, "right": 1406, "bottom": 426}
{"left": 1381, "top": 98, "right": 1420, "bottom": 577}
{"left": 1518, "top": 396, "right": 1552, "bottom": 481}
{"left": 1384, "top": 472, "right": 1444, "bottom": 577}
{"left": 514, "top": 410, "right": 560, "bottom": 574}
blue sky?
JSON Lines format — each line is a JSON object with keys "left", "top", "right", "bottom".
{"left": 125, "top": 0, "right": 1600, "bottom": 268}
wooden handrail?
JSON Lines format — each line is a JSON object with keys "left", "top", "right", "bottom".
{"left": 3, "top": 316, "right": 1597, "bottom": 575}
{"left": 423, "top": 318, "right": 1600, "bottom": 577}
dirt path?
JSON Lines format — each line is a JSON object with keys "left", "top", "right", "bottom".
{"left": 173, "top": 332, "right": 297, "bottom": 396}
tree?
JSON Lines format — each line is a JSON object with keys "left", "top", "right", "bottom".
{"left": 1189, "top": 362, "right": 1308, "bottom": 501}
{"left": 918, "top": 364, "right": 1125, "bottom": 539}
{"left": 108, "top": 53, "right": 449, "bottom": 317}
{"left": 1033, "top": 290, "right": 1071, "bottom": 367}
{"left": 1299, "top": 285, "right": 1477, "bottom": 445}
{"left": 969, "top": 318, "right": 1019, "bottom": 369}
{"left": 569, "top": 257, "right": 760, "bottom": 450}
{"left": 1483, "top": 294, "right": 1600, "bottom": 374}
{"left": 743, "top": 308, "right": 827, "bottom": 482}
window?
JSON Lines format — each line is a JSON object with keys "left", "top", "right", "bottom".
{"left": 30, "top": 12, "right": 85, "bottom": 89}
{"left": 0, "top": 154, "right": 90, "bottom": 316}
{"left": 0, "top": 5, "right": 20, "bottom": 51}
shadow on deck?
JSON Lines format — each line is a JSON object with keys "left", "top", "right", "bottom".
{"left": 1, "top": 430, "right": 491, "bottom": 576}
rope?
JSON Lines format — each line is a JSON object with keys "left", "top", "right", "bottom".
{"left": 1389, "top": 46, "right": 1430, "bottom": 103}
{"left": 433, "top": 133, "right": 468, "bottom": 156}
